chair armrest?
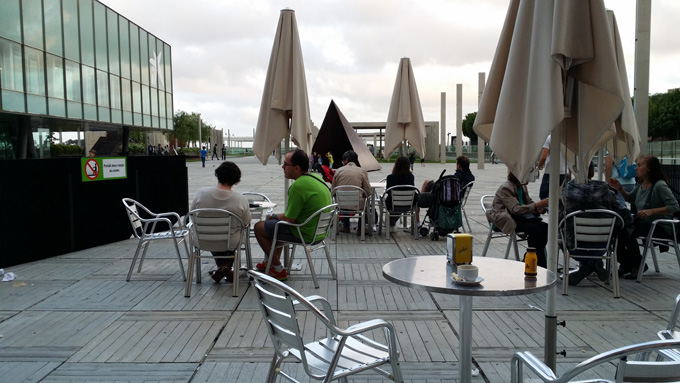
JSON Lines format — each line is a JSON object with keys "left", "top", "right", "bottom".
{"left": 511, "top": 351, "right": 558, "bottom": 382}
{"left": 293, "top": 295, "right": 336, "bottom": 324}
{"left": 156, "top": 212, "right": 183, "bottom": 227}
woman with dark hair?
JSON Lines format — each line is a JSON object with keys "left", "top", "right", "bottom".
{"left": 487, "top": 171, "right": 550, "bottom": 267}
{"left": 609, "top": 155, "right": 680, "bottom": 278}
{"left": 385, "top": 156, "right": 415, "bottom": 232}
{"left": 190, "top": 161, "right": 251, "bottom": 283}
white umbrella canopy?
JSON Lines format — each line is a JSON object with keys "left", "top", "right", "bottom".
{"left": 253, "top": 9, "right": 313, "bottom": 165}
{"left": 472, "top": 0, "right": 641, "bottom": 369}
{"left": 383, "top": 57, "right": 426, "bottom": 160}
{"left": 474, "top": 0, "right": 639, "bottom": 183}
{"left": 604, "top": 9, "right": 641, "bottom": 163}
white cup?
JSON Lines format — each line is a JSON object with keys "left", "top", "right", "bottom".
{"left": 457, "top": 265, "right": 478, "bottom": 281}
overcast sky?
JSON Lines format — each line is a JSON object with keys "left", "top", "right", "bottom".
{"left": 101, "top": 0, "right": 680, "bottom": 139}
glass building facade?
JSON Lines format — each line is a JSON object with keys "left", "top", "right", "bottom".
{"left": 0, "top": 0, "right": 173, "bottom": 159}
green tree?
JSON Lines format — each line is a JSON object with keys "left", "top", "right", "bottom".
{"left": 171, "top": 111, "right": 213, "bottom": 147}
{"left": 648, "top": 89, "right": 680, "bottom": 140}
{"left": 461, "top": 112, "right": 478, "bottom": 145}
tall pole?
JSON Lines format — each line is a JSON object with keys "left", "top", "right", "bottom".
{"left": 440, "top": 92, "right": 446, "bottom": 164}
{"left": 456, "top": 84, "right": 463, "bottom": 160}
{"left": 197, "top": 113, "right": 202, "bottom": 148}
{"left": 634, "top": 0, "right": 651, "bottom": 155}
{"left": 477, "top": 72, "right": 485, "bottom": 169}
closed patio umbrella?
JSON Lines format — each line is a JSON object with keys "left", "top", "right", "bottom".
{"left": 474, "top": 0, "right": 639, "bottom": 183}
{"left": 383, "top": 57, "right": 426, "bottom": 160}
{"left": 473, "top": 0, "right": 640, "bottom": 370}
{"left": 253, "top": 9, "right": 313, "bottom": 166}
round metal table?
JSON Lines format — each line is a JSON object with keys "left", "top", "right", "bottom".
{"left": 382, "top": 256, "right": 556, "bottom": 383}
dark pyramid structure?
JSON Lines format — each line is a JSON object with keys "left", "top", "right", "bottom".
{"left": 312, "top": 100, "right": 381, "bottom": 171}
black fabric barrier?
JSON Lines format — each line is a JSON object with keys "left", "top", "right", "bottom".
{"left": 0, "top": 156, "right": 188, "bottom": 267}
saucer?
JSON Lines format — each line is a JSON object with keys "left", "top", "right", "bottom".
{"left": 452, "top": 276, "right": 484, "bottom": 286}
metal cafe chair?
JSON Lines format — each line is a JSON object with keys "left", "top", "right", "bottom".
{"left": 510, "top": 339, "right": 680, "bottom": 383}
{"left": 635, "top": 218, "right": 680, "bottom": 282}
{"left": 480, "top": 195, "right": 523, "bottom": 260}
{"left": 184, "top": 208, "right": 251, "bottom": 297}
{"left": 459, "top": 181, "right": 475, "bottom": 233}
{"left": 558, "top": 209, "right": 624, "bottom": 298}
{"left": 331, "top": 185, "right": 369, "bottom": 241}
{"left": 122, "top": 198, "right": 188, "bottom": 282}
{"left": 380, "top": 185, "right": 420, "bottom": 240}
{"left": 248, "top": 270, "right": 404, "bottom": 383}
{"left": 264, "top": 204, "right": 338, "bottom": 288}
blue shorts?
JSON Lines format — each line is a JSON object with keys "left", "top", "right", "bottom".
{"left": 264, "top": 219, "right": 303, "bottom": 243}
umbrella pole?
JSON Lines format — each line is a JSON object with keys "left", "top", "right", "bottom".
{"left": 544, "top": 124, "right": 562, "bottom": 369}
{"left": 284, "top": 135, "right": 290, "bottom": 267}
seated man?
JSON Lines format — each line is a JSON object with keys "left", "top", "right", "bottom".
{"left": 562, "top": 162, "right": 633, "bottom": 286}
{"left": 331, "top": 150, "right": 372, "bottom": 235}
{"left": 416, "top": 155, "right": 475, "bottom": 223}
{"left": 190, "top": 161, "right": 251, "bottom": 283}
{"left": 254, "top": 149, "right": 332, "bottom": 281}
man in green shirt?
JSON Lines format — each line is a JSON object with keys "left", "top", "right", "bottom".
{"left": 254, "top": 149, "right": 332, "bottom": 280}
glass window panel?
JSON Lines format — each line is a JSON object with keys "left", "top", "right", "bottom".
{"left": 164, "top": 43, "right": 172, "bottom": 93}
{"left": 27, "top": 94, "right": 47, "bottom": 114}
{"left": 0, "top": 0, "right": 21, "bottom": 42}
{"left": 109, "top": 74, "right": 121, "bottom": 110}
{"left": 83, "top": 104, "right": 96, "bottom": 120}
{"left": 63, "top": 0, "right": 79, "bottom": 61}
{"left": 98, "top": 106, "right": 110, "bottom": 122}
{"left": 64, "top": 61, "right": 81, "bottom": 102}
{"left": 96, "top": 69, "right": 108, "bottom": 107}
{"left": 111, "top": 108, "right": 121, "bottom": 124}
{"left": 79, "top": 0, "right": 94, "bottom": 67}
{"left": 150, "top": 88, "right": 158, "bottom": 116}
{"left": 119, "top": 16, "right": 130, "bottom": 79}
{"left": 48, "top": 98, "right": 66, "bottom": 117}
{"left": 121, "top": 78, "right": 131, "bottom": 111}
{"left": 22, "top": 0, "right": 44, "bottom": 49}
{"left": 132, "top": 81, "right": 141, "bottom": 113}
{"left": 65, "top": 59, "right": 81, "bottom": 101}
{"left": 129, "top": 25, "right": 140, "bottom": 82}
{"left": 141, "top": 84, "right": 150, "bottom": 117}
{"left": 139, "top": 30, "right": 149, "bottom": 85}
{"left": 133, "top": 112, "right": 141, "bottom": 125}
{"left": 158, "top": 89, "right": 166, "bottom": 119}
{"left": 0, "top": 38, "right": 24, "bottom": 92}
{"left": 81, "top": 65, "right": 95, "bottom": 104}
{"left": 67, "top": 101, "right": 82, "bottom": 119}
{"left": 166, "top": 93, "right": 173, "bottom": 118}
{"left": 107, "top": 9, "right": 119, "bottom": 76}
{"left": 148, "top": 36, "right": 162, "bottom": 90}
{"left": 2, "top": 90, "right": 25, "bottom": 112}
{"left": 46, "top": 54, "right": 64, "bottom": 98}
{"left": 24, "top": 46, "right": 45, "bottom": 95}
{"left": 44, "top": 0, "right": 63, "bottom": 56}
{"left": 94, "top": 2, "right": 107, "bottom": 71}
{"left": 123, "top": 111, "right": 132, "bottom": 125}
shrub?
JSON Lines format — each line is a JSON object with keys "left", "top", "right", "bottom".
{"left": 51, "top": 144, "right": 82, "bottom": 156}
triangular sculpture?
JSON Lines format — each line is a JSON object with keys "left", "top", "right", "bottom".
{"left": 312, "top": 100, "right": 381, "bottom": 172}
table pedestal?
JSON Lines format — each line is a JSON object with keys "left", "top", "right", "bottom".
{"left": 460, "top": 295, "right": 473, "bottom": 383}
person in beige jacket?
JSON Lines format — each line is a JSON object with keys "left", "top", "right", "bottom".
{"left": 487, "top": 171, "right": 549, "bottom": 267}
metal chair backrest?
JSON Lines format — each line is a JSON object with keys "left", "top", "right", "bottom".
{"left": 332, "top": 185, "right": 367, "bottom": 213}
{"left": 310, "top": 204, "right": 338, "bottom": 244}
{"left": 122, "top": 198, "right": 174, "bottom": 238}
{"left": 560, "top": 209, "right": 623, "bottom": 252}
{"left": 248, "top": 270, "right": 332, "bottom": 372}
{"left": 383, "top": 185, "right": 419, "bottom": 211}
{"left": 187, "top": 208, "right": 247, "bottom": 253}
{"left": 660, "top": 294, "right": 680, "bottom": 341}
{"left": 242, "top": 191, "right": 272, "bottom": 221}
{"left": 460, "top": 181, "right": 474, "bottom": 208}
{"left": 511, "top": 339, "right": 680, "bottom": 383}
{"left": 480, "top": 195, "right": 494, "bottom": 224}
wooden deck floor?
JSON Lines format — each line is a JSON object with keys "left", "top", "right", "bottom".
{"left": 1, "top": 157, "right": 678, "bottom": 382}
